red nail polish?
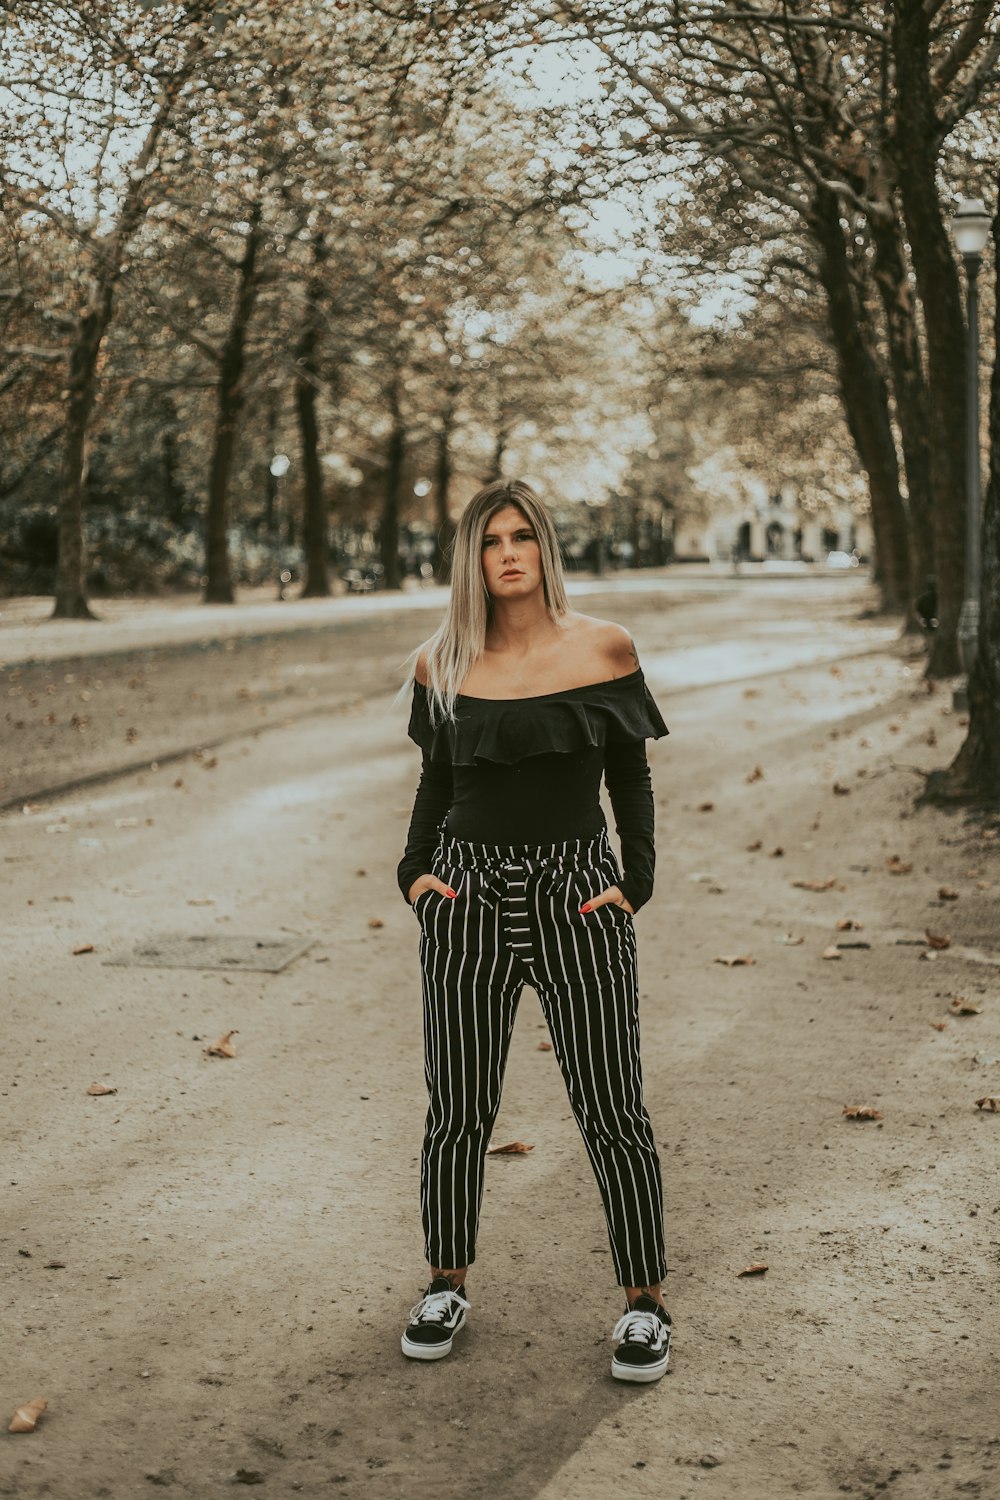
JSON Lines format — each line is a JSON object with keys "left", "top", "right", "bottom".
{"left": 579, "top": 904, "right": 590, "bottom": 913}
{"left": 446, "top": 889, "right": 457, "bottom": 898}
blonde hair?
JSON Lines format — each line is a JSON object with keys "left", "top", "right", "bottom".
{"left": 403, "top": 479, "right": 569, "bottom": 724}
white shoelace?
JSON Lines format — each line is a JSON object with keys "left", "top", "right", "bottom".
{"left": 408, "top": 1287, "right": 471, "bottom": 1325}
{"left": 613, "top": 1307, "right": 665, "bottom": 1347}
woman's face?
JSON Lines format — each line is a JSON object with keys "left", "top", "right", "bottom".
{"left": 481, "top": 506, "right": 543, "bottom": 601}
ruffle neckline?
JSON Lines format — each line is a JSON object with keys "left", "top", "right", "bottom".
{"left": 408, "top": 669, "right": 669, "bottom": 766}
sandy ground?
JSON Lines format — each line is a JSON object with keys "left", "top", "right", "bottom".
{"left": 3, "top": 574, "right": 999, "bottom": 1500}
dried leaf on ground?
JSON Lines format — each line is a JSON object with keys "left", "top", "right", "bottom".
{"left": 930, "top": 1021, "right": 950, "bottom": 1031}
{"left": 975, "top": 1096, "right": 1000, "bottom": 1112}
{"left": 737, "top": 1263, "right": 768, "bottom": 1276}
{"left": 697, "top": 801, "right": 715, "bottom": 812}
{"left": 821, "top": 945, "right": 843, "bottom": 960}
{"left": 486, "top": 1141, "right": 534, "bottom": 1155}
{"left": 780, "top": 933, "right": 804, "bottom": 946}
{"left": 842, "top": 1105, "right": 883, "bottom": 1121}
{"left": 925, "top": 930, "right": 951, "bottom": 950}
{"left": 714, "top": 954, "right": 756, "bottom": 967}
{"left": 836, "top": 918, "right": 864, "bottom": 931}
{"left": 832, "top": 782, "right": 851, "bottom": 796}
{"left": 9, "top": 1397, "right": 47, "bottom": 1433}
{"left": 187, "top": 897, "right": 215, "bottom": 907}
{"left": 368, "top": 917, "right": 385, "bottom": 929}
{"left": 204, "top": 1030, "right": 238, "bottom": 1058}
{"left": 769, "top": 846, "right": 785, "bottom": 858}
{"left": 886, "top": 856, "right": 913, "bottom": 875}
{"left": 71, "top": 943, "right": 94, "bottom": 956}
{"left": 746, "top": 765, "right": 765, "bottom": 783}
{"left": 792, "top": 878, "right": 837, "bottom": 891}
{"left": 537, "top": 1041, "right": 553, "bottom": 1051}
{"left": 949, "top": 997, "right": 982, "bottom": 1015}
{"left": 938, "top": 887, "right": 960, "bottom": 901}
{"left": 746, "top": 839, "right": 763, "bottom": 851}
{"left": 86, "top": 1082, "right": 117, "bottom": 1096}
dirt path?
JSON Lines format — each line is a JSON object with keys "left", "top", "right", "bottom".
{"left": 3, "top": 578, "right": 999, "bottom": 1500}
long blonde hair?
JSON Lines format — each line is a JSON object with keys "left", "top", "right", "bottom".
{"left": 404, "top": 479, "right": 570, "bottom": 724}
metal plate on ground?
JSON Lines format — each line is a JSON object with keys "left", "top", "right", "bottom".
{"left": 104, "top": 933, "right": 314, "bottom": 972}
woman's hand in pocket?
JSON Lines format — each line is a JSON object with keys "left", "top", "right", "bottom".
{"left": 407, "top": 874, "right": 457, "bottom": 906}
{"left": 579, "top": 884, "right": 634, "bottom": 915}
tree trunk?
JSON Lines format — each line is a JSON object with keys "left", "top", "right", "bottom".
{"left": 203, "top": 208, "right": 263, "bottom": 605}
{"left": 433, "top": 397, "right": 457, "bottom": 581}
{"left": 891, "top": 1, "right": 967, "bottom": 673}
{"left": 868, "top": 199, "right": 936, "bottom": 620}
{"left": 296, "top": 236, "right": 329, "bottom": 599}
{"left": 810, "top": 186, "right": 912, "bottom": 613}
{"left": 51, "top": 107, "right": 172, "bottom": 619}
{"left": 53, "top": 301, "right": 109, "bottom": 618}
{"left": 381, "top": 379, "right": 405, "bottom": 590}
{"left": 923, "top": 190, "right": 1000, "bottom": 804}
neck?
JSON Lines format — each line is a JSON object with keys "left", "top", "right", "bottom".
{"left": 487, "top": 593, "right": 556, "bottom": 653}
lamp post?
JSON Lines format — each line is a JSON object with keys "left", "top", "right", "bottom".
{"left": 950, "top": 198, "right": 992, "bottom": 702}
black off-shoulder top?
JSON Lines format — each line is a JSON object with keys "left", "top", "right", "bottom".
{"left": 397, "top": 670, "right": 668, "bottom": 912}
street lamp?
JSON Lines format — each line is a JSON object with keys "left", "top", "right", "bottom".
{"left": 950, "top": 197, "right": 992, "bottom": 697}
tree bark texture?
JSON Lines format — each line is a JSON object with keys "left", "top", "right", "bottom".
{"left": 203, "top": 209, "right": 263, "bottom": 605}
{"left": 296, "top": 237, "right": 330, "bottom": 599}
{"left": 891, "top": 1, "right": 968, "bottom": 673}
{"left": 810, "top": 187, "right": 912, "bottom": 613}
{"left": 924, "top": 190, "right": 1000, "bottom": 805}
{"left": 381, "top": 379, "right": 405, "bottom": 590}
{"left": 433, "top": 396, "right": 457, "bottom": 582}
{"left": 868, "top": 201, "right": 936, "bottom": 615}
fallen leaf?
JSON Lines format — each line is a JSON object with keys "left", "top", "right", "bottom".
{"left": 537, "top": 1041, "right": 553, "bottom": 1051}
{"left": 201, "top": 757, "right": 218, "bottom": 770}
{"left": 821, "top": 945, "right": 842, "bottom": 960}
{"left": 975, "top": 1096, "right": 1000, "bottom": 1112}
{"left": 792, "top": 878, "right": 837, "bottom": 891}
{"left": 842, "top": 1105, "right": 883, "bottom": 1120}
{"left": 949, "top": 997, "right": 982, "bottom": 1015}
{"left": 697, "top": 801, "right": 715, "bottom": 812}
{"left": 43, "top": 1261, "right": 65, "bottom": 1269}
{"left": 920, "top": 950, "right": 938, "bottom": 962}
{"left": 769, "top": 846, "right": 785, "bottom": 858}
{"left": 836, "top": 918, "right": 864, "bottom": 931}
{"left": 9, "top": 1397, "right": 47, "bottom": 1433}
{"left": 742, "top": 688, "right": 760, "bottom": 698}
{"left": 925, "top": 929, "right": 951, "bottom": 950}
{"left": 746, "top": 765, "right": 765, "bottom": 783}
{"left": 355, "top": 868, "right": 367, "bottom": 877}
{"left": 486, "top": 1140, "right": 534, "bottom": 1155}
{"left": 86, "top": 1082, "right": 117, "bottom": 1096}
{"left": 367, "top": 917, "right": 385, "bottom": 929}
{"left": 924, "top": 727, "right": 937, "bottom": 746}
{"left": 187, "top": 897, "right": 215, "bottom": 906}
{"left": 204, "top": 1030, "right": 238, "bottom": 1058}
{"left": 938, "top": 886, "right": 959, "bottom": 901}
{"left": 886, "top": 856, "right": 912, "bottom": 875}
{"left": 929, "top": 1021, "right": 950, "bottom": 1031}
{"left": 832, "top": 782, "right": 851, "bottom": 796}
{"left": 72, "top": 943, "right": 94, "bottom": 956}
{"left": 780, "top": 933, "right": 804, "bottom": 946}
{"left": 737, "top": 1263, "right": 768, "bottom": 1276}
{"left": 714, "top": 954, "right": 756, "bottom": 967}
{"left": 746, "top": 839, "right": 763, "bottom": 851}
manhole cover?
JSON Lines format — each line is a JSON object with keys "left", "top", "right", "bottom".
{"left": 104, "top": 933, "right": 314, "bottom": 972}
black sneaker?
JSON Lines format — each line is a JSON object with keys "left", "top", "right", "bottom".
{"left": 400, "top": 1276, "right": 470, "bottom": 1361}
{"left": 611, "top": 1293, "right": 672, "bottom": 1383}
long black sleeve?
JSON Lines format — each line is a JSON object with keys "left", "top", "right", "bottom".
{"left": 397, "top": 752, "right": 453, "bottom": 902}
{"left": 604, "top": 739, "right": 656, "bottom": 912}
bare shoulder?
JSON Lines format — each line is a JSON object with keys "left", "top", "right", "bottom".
{"left": 564, "top": 613, "right": 641, "bottom": 678}
{"left": 414, "top": 649, "right": 430, "bottom": 686}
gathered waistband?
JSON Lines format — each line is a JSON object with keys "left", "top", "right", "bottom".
{"left": 434, "top": 826, "right": 613, "bottom": 874}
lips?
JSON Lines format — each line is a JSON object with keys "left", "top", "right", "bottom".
{"left": 500, "top": 569, "right": 524, "bottom": 579}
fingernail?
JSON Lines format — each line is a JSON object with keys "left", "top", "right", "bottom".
{"left": 446, "top": 889, "right": 457, "bottom": 898}
{"left": 579, "top": 904, "right": 591, "bottom": 913}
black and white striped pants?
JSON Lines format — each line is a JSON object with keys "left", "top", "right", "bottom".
{"left": 413, "top": 827, "right": 666, "bottom": 1287}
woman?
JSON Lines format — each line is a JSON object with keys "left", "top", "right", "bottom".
{"left": 396, "top": 479, "right": 671, "bottom": 1383}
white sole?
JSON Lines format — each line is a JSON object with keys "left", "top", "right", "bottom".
{"left": 611, "top": 1350, "right": 670, "bottom": 1383}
